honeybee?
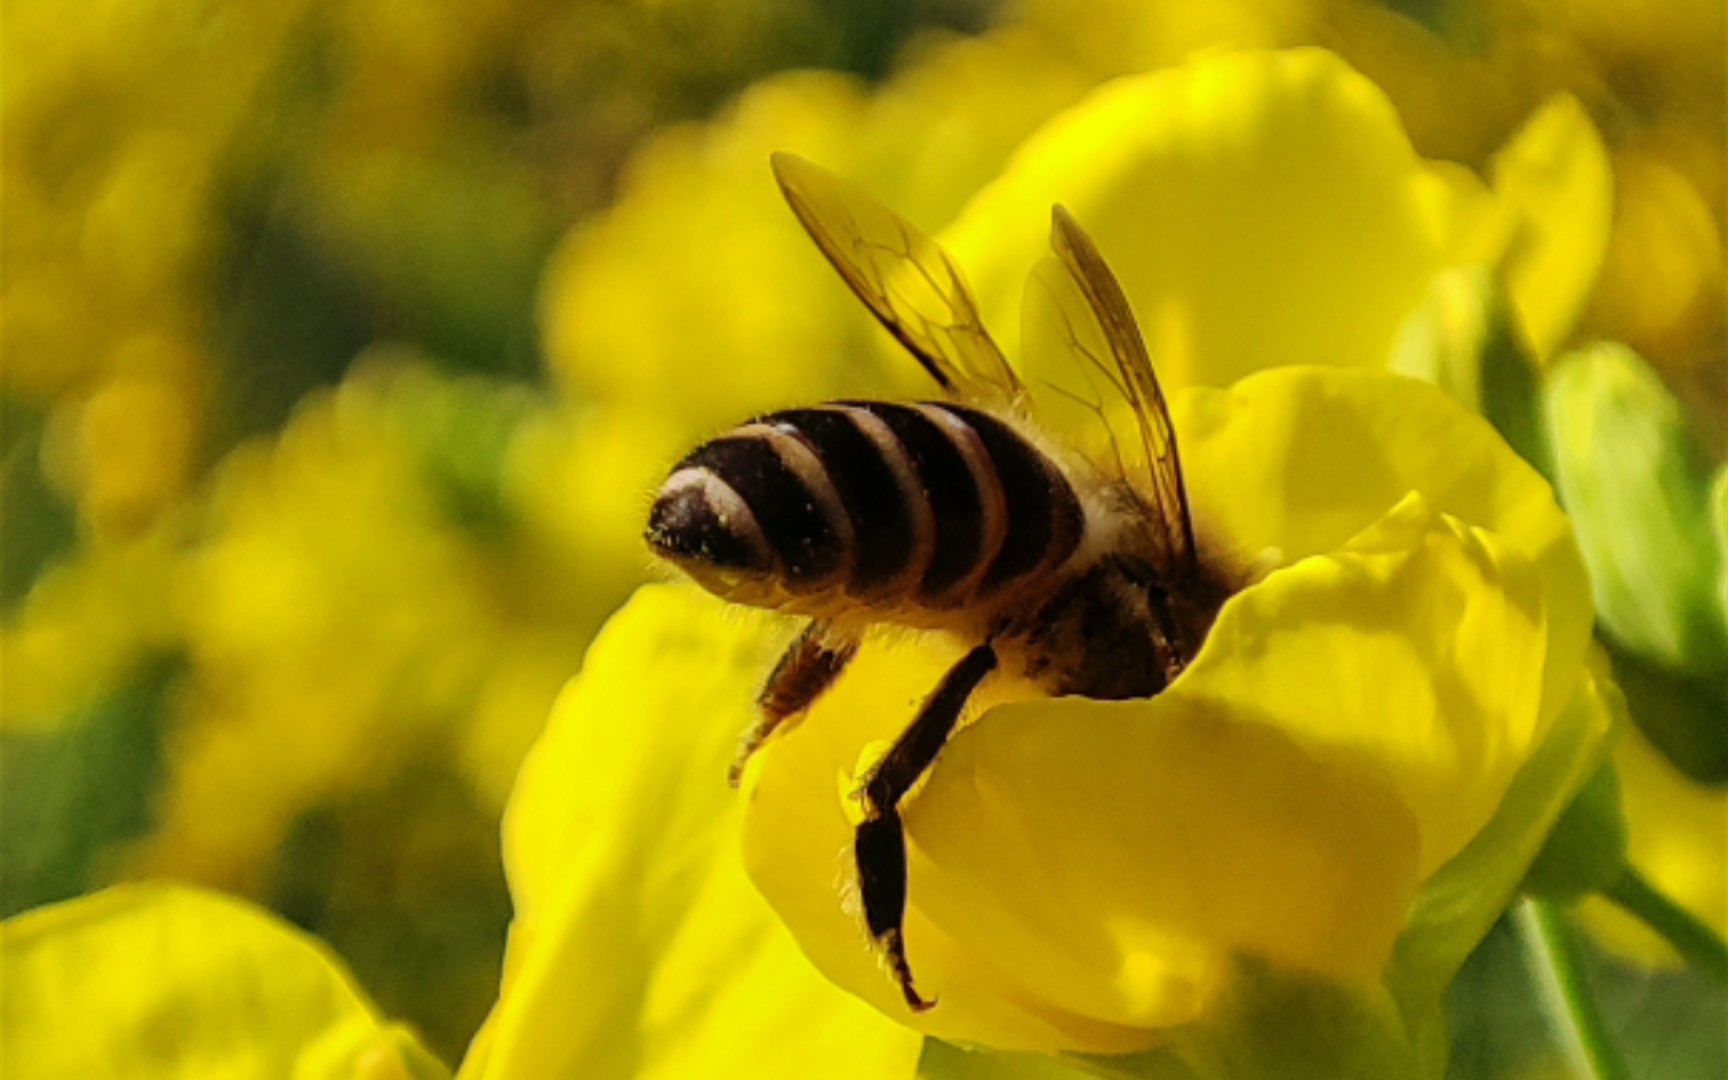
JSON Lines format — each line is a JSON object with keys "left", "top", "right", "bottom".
{"left": 645, "top": 153, "right": 1238, "bottom": 1012}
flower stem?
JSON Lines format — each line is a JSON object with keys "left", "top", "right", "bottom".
{"left": 1513, "top": 897, "right": 1630, "bottom": 1080}
{"left": 1601, "top": 865, "right": 1728, "bottom": 986}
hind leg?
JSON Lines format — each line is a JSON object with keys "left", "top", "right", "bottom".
{"left": 855, "top": 642, "right": 998, "bottom": 1010}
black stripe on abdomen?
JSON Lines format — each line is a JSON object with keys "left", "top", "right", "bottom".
{"left": 760, "top": 408, "right": 914, "bottom": 594}
{"left": 676, "top": 436, "right": 842, "bottom": 587}
{"left": 845, "top": 402, "right": 982, "bottom": 600}
{"left": 936, "top": 404, "right": 1083, "bottom": 594}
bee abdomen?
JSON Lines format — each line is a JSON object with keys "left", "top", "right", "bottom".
{"left": 762, "top": 407, "right": 916, "bottom": 592}
{"left": 840, "top": 402, "right": 982, "bottom": 599}
{"left": 648, "top": 430, "right": 848, "bottom": 589}
{"left": 940, "top": 404, "right": 1084, "bottom": 596}
{"left": 647, "top": 401, "right": 1084, "bottom": 606}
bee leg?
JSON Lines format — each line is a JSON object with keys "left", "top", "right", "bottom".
{"left": 731, "top": 621, "right": 859, "bottom": 787}
{"left": 857, "top": 642, "right": 998, "bottom": 1012}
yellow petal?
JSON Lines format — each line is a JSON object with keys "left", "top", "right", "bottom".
{"left": 944, "top": 49, "right": 1480, "bottom": 390}
{"left": 911, "top": 685, "right": 1422, "bottom": 1035}
{"left": 1390, "top": 650, "right": 1623, "bottom": 1005}
{"left": 1178, "top": 367, "right": 1592, "bottom": 738}
{"left": 1, "top": 883, "right": 443, "bottom": 1080}
{"left": 463, "top": 585, "right": 918, "bottom": 1080}
{"left": 1485, "top": 95, "right": 1614, "bottom": 362}
{"left": 1176, "top": 493, "right": 1552, "bottom": 878}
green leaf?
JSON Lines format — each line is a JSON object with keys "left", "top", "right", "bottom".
{"left": 1710, "top": 465, "right": 1728, "bottom": 644}
{"left": 363, "top": 360, "right": 540, "bottom": 539}
{"left": 1385, "top": 267, "right": 1552, "bottom": 481}
{"left": 1163, "top": 965, "right": 1419, "bottom": 1080}
{"left": 1477, "top": 294, "right": 1550, "bottom": 483}
{"left": 0, "top": 400, "right": 80, "bottom": 609}
{"left": 0, "top": 658, "right": 176, "bottom": 916}
{"left": 919, "top": 965, "right": 1425, "bottom": 1080}
{"left": 1545, "top": 343, "right": 1728, "bottom": 674}
{"left": 1602, "top": 637, "right": 1728, "bottom": 783}
{"left": 1522, "top": 762, "right": 1628, "bottom": 901}
{"left": 920, "top": 1039, "right": 1128, "bottom": 1080}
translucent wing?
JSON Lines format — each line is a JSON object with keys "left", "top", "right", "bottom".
{"left": 1040, "top": 205, "right": 1197, "bottom": 580}
{"left": 771, "top": 152, "right": 1023, "bottom": 403}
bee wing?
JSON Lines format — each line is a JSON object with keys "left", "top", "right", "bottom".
{"left": 1037, "top": 205, "right": 1198, "bottom": 580}
{"left": 771, "top": 152, "right": 1024, "bottom": 403}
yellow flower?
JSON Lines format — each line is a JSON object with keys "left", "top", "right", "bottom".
{"left": 1, "top": 883, "right": 446, "bottom": 1079}
{"left": 737, "top": 367, "right": 1604, "bottom": 1059}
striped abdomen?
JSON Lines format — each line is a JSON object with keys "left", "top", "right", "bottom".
{"left": 646, "top": 402, "right": 1085, "bottom": 609}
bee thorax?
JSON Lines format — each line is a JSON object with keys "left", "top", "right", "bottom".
{"left": 1014, "top": 556, "right": 1205, "bottom": 699}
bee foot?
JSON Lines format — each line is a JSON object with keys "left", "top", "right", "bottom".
{"left": 881, "top": 927, "right": 936, "bottom": 1013}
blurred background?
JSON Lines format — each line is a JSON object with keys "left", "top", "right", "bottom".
{"left": 2, "top": 0, "right": 1722, "bottom": 1074}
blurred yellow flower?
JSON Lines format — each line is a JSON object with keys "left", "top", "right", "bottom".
{"left": 2, "top": 0, "right": 313, "bottom": 525}
{"left": 1578, "top": 725, "right": 1728, "bottom": 966}
{"left": 539, "top": 42, "right": 1094, "bottom": 432}
{"left": 37, "top": 363, "right": 203, "bottom": 532}
{"left": 1584, "top": 145, "right": 1725, "bottom": 377}
{"left": 41, "top": 360, "right": 599, "bottom": 1058}
{"left": 991, "top": 0, "right": 1726, "bottom": 395}
{"left": 1, "top": 882, "right": 447, "bottom": 1079}
{"left": 126, "top": 360, "right": 576, "bottom": 890}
